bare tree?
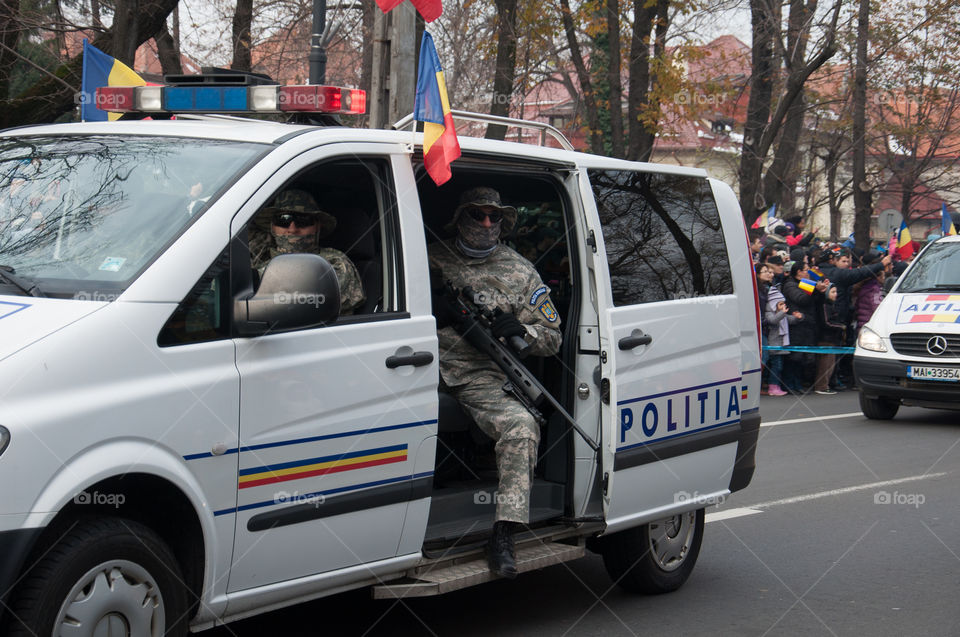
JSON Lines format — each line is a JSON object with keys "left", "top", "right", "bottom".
{"left": 0, "top": 0, "right": 181, "bottom": 127}
{"left": 232, "top": 0, "right": 253, "bottom": 71}
{"left": 851, "top": 0, "right": 870, "bottom": 250}
{"left": 156, "top": 19, "right": 182, "bottom": 75}
{"left": 738, "top": 0, "right": 842, "bottom": 226}
{"left": 0, "top": 0, "right": 22, "bottom": 100}
{"left": 485, "top": 0, "right": 518, "bottom": 139}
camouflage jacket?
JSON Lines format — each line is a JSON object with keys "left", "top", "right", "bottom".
{"left": 429, "top": 238, "right": 561, "bottom": 386}
{"left": 250, "top": 231, "right": 366, "bottom": 315}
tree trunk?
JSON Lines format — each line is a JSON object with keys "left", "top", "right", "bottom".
{"left": 899, "top": 174, "right": 916, "bottom": 233}
{"left": 172, "top": 4, "right": 179, "bottom": 57}
{"left": 559, "top": 0, "right": 603, "bottom": 154}
{"left": 485, "top": 0, "right": 518, "bottom": 140}
{"left": 738, "top": 0, "right": 777, "bottom": 224}
{"left": 626, "top": 0, "right": 654, "bottom": 160}
{"left": 605, "top": 0, "right": 623, "bottom": 157}
{"left": 626, "top": 0, "right": 668, "bottom": 161}
{"left": 360, "top": 0, "right": 374, "bottom": 95}
{"left": 739, "top": 0, "right": 841, "bottom": 226}
{"left": 112, "top": 0, "right": 140, "bottom": 64}
{"left": 761, "top": 0, "right": 811, "bottom": 217}
{"left": 826, "top": 150, "right": 840, "bottom": 240}
{"left": 0, "top": 0, "right": 21, "bottom": 100}
{"left": 53, "top": 0, "right": 67, "bottom": 58}
{"left": 155, "top": 20, "right": 181, "bottom": 75}
{"left": 0, "top": 0, "right": 181, "bottom": 127}
{"left": 91, "top": 0, "right": 103, "bottom": 29}
{"left": 851, "top": 0, "right": 871, "bottom": 252}
{"left": 232, "top": 0, "right": 253, "bottom": 72}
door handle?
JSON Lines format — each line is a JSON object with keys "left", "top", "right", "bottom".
{"left": 385, "top": 351, "right": 434, "bottom": 369}
{"left": 618, "top": 333, "right": 653, "bottom": 350}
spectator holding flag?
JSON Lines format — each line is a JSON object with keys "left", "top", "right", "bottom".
{"left": 782, "top": 261, "right": 829, "bottom": 393}
{"left": 820, "top": 247, "right": 891, "bottom": 388}
{"left": 813, "top": 284, "right": 845, "bottom": 395}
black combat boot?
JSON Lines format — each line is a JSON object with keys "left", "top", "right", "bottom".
{"left": 487, "top": 521, "right": 518, "bottom": 579}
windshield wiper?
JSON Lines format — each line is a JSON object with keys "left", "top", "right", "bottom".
{"left": 905, "top": 285, "right": 960, "bottom": 292}
{"left": 0, "top": 265, "right": 45, "bottom": 297}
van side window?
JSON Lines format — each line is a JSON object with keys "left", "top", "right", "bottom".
{"left": 157, "top": 248, "right": 230, "bottom": 346}
{"left": 588, "top": 170, "right": 733, "bottom": 306}
{"left": 245, "top": 157, "right": 403, "bottom": 318}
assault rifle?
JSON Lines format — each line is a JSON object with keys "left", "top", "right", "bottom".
{"left": 439, "top": 282, "right": 600, "bottom": 452}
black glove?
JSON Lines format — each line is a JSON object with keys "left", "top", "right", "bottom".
{"left": 430, "top": 269, "right": 458, "bottom": 329}
{"left": 491, "top": 311, "right": 526, "bottom": 339}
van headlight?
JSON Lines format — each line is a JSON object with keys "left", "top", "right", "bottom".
{"left": 857, "top": 326, "right": 888, "bottom": 353}
{"left": 0, "top": 426, "right": 8, "bottom": 456}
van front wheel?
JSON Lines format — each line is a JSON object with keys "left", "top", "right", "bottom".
{"left": 8, "top": 517, "right": 189, "bottom": 637}
{"left": 600, "top": 508, "right": 704, "bottom": 594}
{"left": 859, "top": 392, "right": 899, "bottom": 420}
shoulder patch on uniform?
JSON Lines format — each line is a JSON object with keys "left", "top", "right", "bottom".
{"left": 530, "top": 286, "right": 549, "bottom": 306}
{"left": 538, "top": 299, "right": 558, "bottom": 322}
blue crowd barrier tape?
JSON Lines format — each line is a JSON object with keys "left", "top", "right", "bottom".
{"left": 764, "top": 345, "right": 855, "bottom": 355}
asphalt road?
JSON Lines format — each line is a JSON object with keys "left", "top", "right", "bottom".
{"left": 210, "top": 391, "right": 960, "bottom": 636}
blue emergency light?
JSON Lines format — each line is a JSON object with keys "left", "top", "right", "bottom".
{"left": 164, "top": 86, "right": 249, "bottom": 111}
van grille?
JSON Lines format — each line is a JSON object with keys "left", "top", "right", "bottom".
{"left": 890, "top": 333, "right": 960, "bottom": 358}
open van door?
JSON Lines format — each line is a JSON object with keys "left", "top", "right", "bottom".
{"left": 578, "top": 162, "right": 745, "bottom": 533}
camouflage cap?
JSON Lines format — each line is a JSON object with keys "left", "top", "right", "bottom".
{"left": 445, "top": 186, "right": 517, "bottom": 233}
{"left": 263, "top": 189, "right": 337, "bottom": 237}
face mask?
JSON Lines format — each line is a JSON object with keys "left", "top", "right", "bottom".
{"left": 457, "top": 213, "right": 501, "bottom": 253}
{"left": 271, "top": 232, "right": 318, "bottom": 257}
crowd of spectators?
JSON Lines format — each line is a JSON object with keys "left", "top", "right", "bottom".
{"left": 750, "top": 216, "right": 907, "bottom": 396}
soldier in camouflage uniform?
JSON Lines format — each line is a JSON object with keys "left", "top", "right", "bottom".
{"left": 249, "top": 189, "right": 365, "bottom": 315}
{"left": 429, "top": 186, "right": 561, "bottom": 579}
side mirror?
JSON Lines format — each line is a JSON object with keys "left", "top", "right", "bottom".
{"left": 234, "top": 253, "right": 341, "bottom": 336}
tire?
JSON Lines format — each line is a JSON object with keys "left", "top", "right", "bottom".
{"left": 8, "top": 517, "right": 189, "bottom": 637}
{"left": 600, "top": 508, "right": 704, "bottom": 594}
{"left": 859, "top": 391, "right": 899, "bottom": 420}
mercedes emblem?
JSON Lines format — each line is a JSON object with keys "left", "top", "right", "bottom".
{"left": 926, "top": 335, "right": 949, "bottom": 356}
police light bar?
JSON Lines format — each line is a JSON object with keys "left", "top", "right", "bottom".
{"left": 95, "top": 85, "right": 366, "bottom": 115}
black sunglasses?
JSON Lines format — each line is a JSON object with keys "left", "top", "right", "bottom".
{"left": 465, "top": 207, "right": 503, "bottom": 223}
{"left": 272, "top": 213, "right": 316, "bottom": 228}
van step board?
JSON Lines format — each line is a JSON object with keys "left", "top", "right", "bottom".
{"left": 372, "top": 541, "right": 584, "bottom": 599}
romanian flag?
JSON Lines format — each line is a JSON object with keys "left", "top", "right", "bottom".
{"left": 750, "top": 203, "right": 778, "bottom": 230}
{"left": 798, "top": 278, "right": 816, "bottom": 295}
{"left": 808, "top": 267, "right": 824, "bottom": 282}
{"left": 942, "top": 203, "right": 957, "bottom": 236}
{"left": 375, "top": 0, "right": 442, "bottom": 22}
{"left": 81, "top": 40, "right": 145, "bottom": 122}
{"left": 897, "top": 221, "right": 914, "bottom": 260}
{"left": 415, "top": 32, "right": 460, "bottom": 186}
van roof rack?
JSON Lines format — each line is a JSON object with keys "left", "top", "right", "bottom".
{"left": 392, "top": 110, "right": 574, "bottom": 151}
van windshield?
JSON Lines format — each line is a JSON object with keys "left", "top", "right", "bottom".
{"left": 0, "top": 135, "right": 266, "bottom": 297}
{"left": 898, "top": 241, "right": 960, "bottom": 292}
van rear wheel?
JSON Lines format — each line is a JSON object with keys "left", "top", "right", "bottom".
{"left": 8, "top": 517, "right": 188, "bottom": 637}
{"left": 600, "top": 508, "right": 704, "bottom": 594}
{"left": 859, "top": 392, "right": 899, "bottom": 420}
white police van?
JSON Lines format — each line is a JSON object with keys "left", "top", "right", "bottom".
{"left": 0, "top": 78, "right": 761, "bottom": 635}
{"left": 855, "top": 234, "right": 960, "bottom": 418}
